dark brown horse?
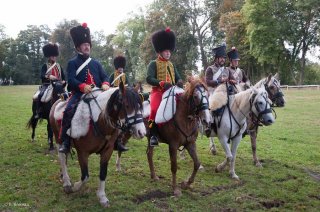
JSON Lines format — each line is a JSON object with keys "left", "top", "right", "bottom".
{"left": 147, "top": 78, "right": 212, "bottom": 197}
{"left": 27, "top": 80, "right": 66, "bottom": 151}
{"left": 49, "top": 82, "right": 146, "bottom": 207}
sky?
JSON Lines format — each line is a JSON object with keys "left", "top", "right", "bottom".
{"left": 0, "top": 0, "right": 154, "bottom": 38}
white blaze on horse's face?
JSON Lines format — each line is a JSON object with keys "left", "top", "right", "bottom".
{"left": 194, "top": 85, "right": 212, "bottom": 126}
{"left": 251, "top": 88, "right": 275, "bottom": 126}
{"left": 124, "top": 110, "right": 146, "bottom": 139}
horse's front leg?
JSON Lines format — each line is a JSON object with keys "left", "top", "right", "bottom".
{"left": 216, "top": 136, "right": 232, "bottom": 172}
{"left": 249, "top": 129, "right": 262, "bottom": 167}
{"left": 47, "top": 120, "right": 54, "bottom": 151}
{"left": 58, "top": 151, "right": 72, "bottom": 193}
{"left": 147, "top": 144, "right": 159, "bottom": 180}
{"left": 115, "top": 151, "right": 122, "bottom": 172}
{"left": 97, "top": 144, "right": 114, "bottom": 208}
{"left": 169, "top": 145, "right": 181, "bottom": 197}
{"left": 181, "top": 142, "right": 200, "bottom": 190}
{"left": 229, "top": 136, "right": 242, "bottom": 180}
{"left": 72, "top": 151, "right": 89, "bottom": 192}
{"left": 209, "top": 137, "right": 217, "bottom": 155}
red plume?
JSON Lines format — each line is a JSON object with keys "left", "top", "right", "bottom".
{"left": 165, "top": 27, "right": 171, "bottom": 32}
{"left": 82, "top": 23, "right": 88, "bottom": 28}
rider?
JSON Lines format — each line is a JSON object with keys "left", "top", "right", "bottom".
{"left": 109, "top": 55, "right": 131, "bottom": 87}
{"left": 36, "top": 43, "right": 65, "bottom": 118}
{"left": 146, "top": 27, "right": 183, "bottom": 146}
{"left": 205, "top": 43, "right": 237, "bottom": 93}
{"left": 108, "top": 55, "right": 131, "bottom": 152}
{"left": 226, "top": 47, "right": 249, "bottom": 85}
{"left": 59, "top": 23, "right": 111, "bottom": 154}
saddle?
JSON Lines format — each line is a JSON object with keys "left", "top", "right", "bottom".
{"left": 32, "top": 84, "right": 53, "bottom": 103}
{"left": 54, "top": 88, "right": 111, "bottom": 139}
{"left": 155, "top": 86, "right": 184, "bottom": 124}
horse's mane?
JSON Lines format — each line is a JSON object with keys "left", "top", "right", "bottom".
{"left": 184, "top": 76, "right": 207, "bottom": 99}
{"left": 106, "top": 87, "right": 142, "bottom": 115}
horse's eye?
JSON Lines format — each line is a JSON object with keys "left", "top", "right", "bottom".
{"left": 258, "top": 101, "right": 263, "bottom": 105}
{"left": 269, "top": 85, "right": 275, "bottom": 89}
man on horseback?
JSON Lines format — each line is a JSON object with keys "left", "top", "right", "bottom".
{"left": 108, "top": 55, "right": 131, "bottom": 152}
{"left": 226, "top": 47, "right": 249, "bottom": 85}
{"left": 146, "top": 27, "right": 183, "bottom": 146}
{"left": 59, "top": 23, "right": 111, "bottom": 154}
{"left": 205, "top": 43, "right": 237, "bottom": 92}
{"left": 109, "top": 55, "right": 131, "bottom": 87}
{"left": 36, "top": 43, "right": 65, "bottom": 118}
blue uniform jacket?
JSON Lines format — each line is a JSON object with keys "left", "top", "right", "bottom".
{"left": 67, "top": 54, "right": 109, "bottom": 94}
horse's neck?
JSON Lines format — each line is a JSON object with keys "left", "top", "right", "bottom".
{"left": 176, "top": 93, "right": 193, "bottom": 121}
{"left": 254, "top": 79, "right": 265, "bottom": 89}
{"left": 231, "top": 89, "right": 252, "bottom": 121}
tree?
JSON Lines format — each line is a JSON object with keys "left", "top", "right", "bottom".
{"left": 243, "top": 0, "right": 320, "bottom": 84}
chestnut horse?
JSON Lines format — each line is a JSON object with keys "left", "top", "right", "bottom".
{"left": 49, "top": 83, "right": 146, "bottom": 207}
{"left": 147, "top": 78, "right": 212, "bottom": 197}
{"left": 27, "top": 80, "right": 65, "bottom": 151}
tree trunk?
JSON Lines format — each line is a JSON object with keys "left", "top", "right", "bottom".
{"left": 299, "top": 41, "right": 307, "bottom": 85}
{"left": 197, "top": 29, "right": 208, "bottom": 69}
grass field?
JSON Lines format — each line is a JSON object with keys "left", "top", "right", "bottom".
{"left": 0, "top": 85, "right": 319, "bottom": 211}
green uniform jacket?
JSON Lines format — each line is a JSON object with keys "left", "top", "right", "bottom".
{"left": 146, "top": 60, "right": 182, "bottom": 87}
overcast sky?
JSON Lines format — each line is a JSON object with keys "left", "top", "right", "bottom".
{"left": 0, "top": 0, "right": 153, "bottom": 38}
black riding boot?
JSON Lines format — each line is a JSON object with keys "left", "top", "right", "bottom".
{"left": 114, "top": 137, "right": 128, "bottom": 152}
{"left": 149, "top": 121, "right": 159, "bottom": 146}
{"left": 58, "top": 127, "right": 71, "bottom": 154}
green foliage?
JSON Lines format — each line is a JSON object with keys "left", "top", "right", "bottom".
{"left": 0, "top": 86, "right": 320, "bottom": 210}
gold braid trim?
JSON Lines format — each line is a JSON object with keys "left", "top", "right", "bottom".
{"left": 156, "top": 59, "right": 175, "bottom": 83}
{"left": 113, "top": 71, "right": 126, "bottom": 87}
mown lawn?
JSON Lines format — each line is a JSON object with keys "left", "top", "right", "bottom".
{"left": 0, "top": 85, "right": 319, "bottom": 211}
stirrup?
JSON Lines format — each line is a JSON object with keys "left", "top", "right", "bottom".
{"left": 149, "top": 136, "right": 159, "bottom": 147}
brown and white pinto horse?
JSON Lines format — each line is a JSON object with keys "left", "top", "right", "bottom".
{"left": 49, "top": 82, "right": 146, "bottom": 207}
{"left": 147, "top": 78, "right": 212, "bottom": 197}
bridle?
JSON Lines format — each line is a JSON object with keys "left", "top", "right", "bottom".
{"left": 264, "top": 78, "right": 284, "bottom": 107}
{"left": 109, "top": 90, "right": 144, "bottom": 133}
{"left": 250, "top": 91, "right": 273, "bottom": 122}
{"left": 191, "top": 85, "right": 209, "bottom": 114}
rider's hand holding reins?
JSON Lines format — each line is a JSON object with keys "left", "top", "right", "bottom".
{"left": 47, "top": 75, "right": 58, "bottom": 81}
{"left": 84, "top": 84, "right": 92, "bottom": 93}
{"left": 102, "top": 84, "right": 110, "bottom": 91}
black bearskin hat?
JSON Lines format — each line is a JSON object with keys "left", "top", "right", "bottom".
{"left": 151, "top": 27, "right": 176, "bottom": 53}
{"left": 70, "top": 23, "right": 91, "bottom": 48}
{"left": 42, "top": 43, "right": 59, "bottom": 57}
{"left": 114, "top": 56, "right": 126, "bottom": 69}
{"left": 212, "top": 43, "right": 227, "bottom": 58}
{"left": 227, "top": 47, "right": 240, "bottom": 60}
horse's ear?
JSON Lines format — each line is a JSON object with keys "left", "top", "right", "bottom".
{"left": 274, "top": 73, "right": 279, "bottom": 80}
{"left": 266, "top": 73, "right": 272, "bottom": 84}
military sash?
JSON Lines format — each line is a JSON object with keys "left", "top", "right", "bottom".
{"left": 76, "top": 57, "right": 92, "bottom": 76}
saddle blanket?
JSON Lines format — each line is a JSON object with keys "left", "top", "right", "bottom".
{"left": 54, "top": 88, "right": 117, "bottom": 139}
{"left": 32, "top": 85, "right": 53, "bottom": 103}
{"left": 209, "top": 83, "right": 228, "bottom": 111}
{"left": 155, "top": 86, "right": 184, "bottom": 124}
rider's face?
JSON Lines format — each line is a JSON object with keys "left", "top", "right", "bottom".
{"left": 77, "top": 43, "right": 91, "bottom": 56}
{"left": 160, "top": 50, "right": 171, "bottom": 60}
{"left": 231, "top": 59, "right": 239, "bottom": 67}
{"left": 216, "top": 57, "right": 225, "bottom": 66}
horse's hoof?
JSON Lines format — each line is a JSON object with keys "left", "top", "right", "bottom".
{"left": 215, "top": 167, "right": 220, "bottom": 173}
{"left": 100, "top": 199, "right": 110, "bottom": 208}
{"left": 180, "top": 181, "right": 190, "bottom": 190}
{"left": 255, "top": 161, "right": 263, "bottom": 168}
{"left": 198, "top": 165, "right": 205, "bottom": 171}
{"left": 174, "top": 189, "right": 182, "bottom": 197}
{"left": 231, "top": 174, "right": 240, "bottom": 181}
{"left": 151, "top": 175, "right": 160, "bottom": 181}
{"left": 63, "top": 185, "right": 73, "bottom": 194}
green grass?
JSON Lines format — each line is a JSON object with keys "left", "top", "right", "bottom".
{"left": 0, "top": 86, "right": 319, "bottom": 211}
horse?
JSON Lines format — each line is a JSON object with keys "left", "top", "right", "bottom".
{"left": 27, "top": 80, "right": 65, "bottom": 151}
{"left": 147, "top": 78, "right": 212, "bottom": 197}
{"left": 207, "top": 84, "right": 275, "bottom": 180}
{"left": 49, "top": 82, "right": 146, "bottom": 207}
{"left": 208, "top": 73, "right": 285, "bottom": 167}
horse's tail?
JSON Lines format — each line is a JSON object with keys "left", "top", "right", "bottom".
{"left": 26, "top": 116, "right": 34, "bottom": 129}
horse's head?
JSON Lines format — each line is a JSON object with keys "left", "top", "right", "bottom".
{"left": 264, "top": 73, "right": 285, "bottom": 107}
{"left": 107, "top": 82, "right": 146, "bottom": 139}
{"left": 250, "top": 87, "right": 275, "bottom": 126}
{"left": 51, "top": 80, "right": 66, "bottom": 101}
{"left": 186, "top": 77, "right": 212, "bottom": 127}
